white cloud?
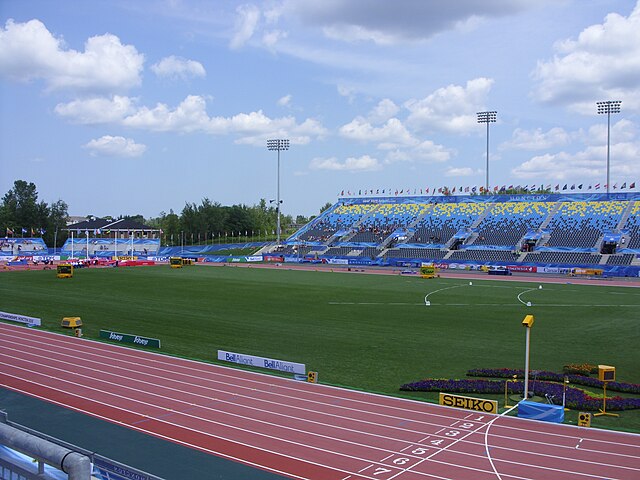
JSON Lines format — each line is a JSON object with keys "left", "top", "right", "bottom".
{"left": 533, "top": 3, "right": 640, "bottom": 112}
{"left": 150, "top": 55, "right": 206, "bottom": 80}
{"left": 284, "top": 0, "right": 534, "bottom": 45}
{"left": 581, "top": 119, "right": 638, "bottom": 145}
{"left": 84, "top": 135, "right": 146, "bottom": 157}
{"left": 511, "top": 141, "right": 640, "bottom": 181}
{"left": 337, "top": 84, "right": 356, "bottom": 103}
{"left": 230, "top": 4, "right": 261, "bottom": 49}
{"left": 262, "top": 29, "right": 288, "bottom": 48}
{"left": 0, "top": 18, "right": 144, "bottom": 92}
{"left": 368, "top": 99, "right": 399, "bottom": 124}
{"left": 404, "top": 77, "right": 494, "bottom": 133}
{"left": 500, "top": 127, "right": 571, "bottom": 150}
{"left": 56, "top": 94, "right": 327, "bottom": 143}
{"left": 445, "top": 167, "right": 480, "bottom": 177}
{"left": 54, "top": 95, "right": 135, "bottom": 124}
{"left": 339, "top": 117, "right": 417, "bottom": 148}
{"left": 384, "top": 140, "right": 452, "bottom": 164}
{"left": 310, "top": 155, "right": 381, "bottom": 172}
{"left": 277, "top": 94, "right": 292, "bottom": 107}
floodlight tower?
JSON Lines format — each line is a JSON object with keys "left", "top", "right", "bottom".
{"left": 267, "top": 139, "right": 289, "bottom": 244}
{"left": 477, "top": 111, "right": 497, "bottom": 193}
{"left": 596, "top": 101, "right": 621, "bottom": 194}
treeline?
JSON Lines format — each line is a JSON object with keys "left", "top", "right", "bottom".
{"left": 0, "top": 180, "right": 69, "bottom": 248}
{"left": 2, "top": 180, "right": 333, "bottom": 247}
{"left": 147, "top": 199, "right": 330, "bottom": 245}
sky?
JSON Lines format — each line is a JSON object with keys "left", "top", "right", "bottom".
{"left": 1, "top": 0, "right": 639, "bottom": 219}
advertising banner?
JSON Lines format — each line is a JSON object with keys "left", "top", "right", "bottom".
{"left": 0, "top": 311, "right": 41, "bottom": 326}
{"left": 99, "top": 330, "right": 161, "bottom": 348}
{"left": 218, "top": 350, "right": 305, "bottom": 374}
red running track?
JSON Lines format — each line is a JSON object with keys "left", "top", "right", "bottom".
{"left": 1, "top": 322, "right": 639, "bottom": 480}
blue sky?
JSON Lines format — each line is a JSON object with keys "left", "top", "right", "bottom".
{"left": 1, "top": 0, "right": 639, "bottom": 218}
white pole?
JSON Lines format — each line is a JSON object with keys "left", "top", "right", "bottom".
{"left": 71, "top": 230, "right": 74, "bottom": 259}
{"left": 524, "top": 327, "right": 531, "bottom": 399}
{"left": 86, "top": 230, "right": 89, "bottom": 260}
{"left": 115, "top": 230, "right": 118, "bottom": 258}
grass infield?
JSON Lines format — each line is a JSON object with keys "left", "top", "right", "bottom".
{"left": 1, "top": 264, "right": 639, "bottom": 432}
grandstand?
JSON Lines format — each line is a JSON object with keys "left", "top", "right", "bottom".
{"left": 61, "top": 217, "right": 161, "bottom": 258}
{"left": 285, "top": 193, "right": 640, "bottom": 277}
{"left": 0, "top": 237, "right": 47, "bottom": 256}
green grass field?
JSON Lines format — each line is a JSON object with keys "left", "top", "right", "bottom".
{"left": 1, "top": 264, "right": 639, "bottom": 432}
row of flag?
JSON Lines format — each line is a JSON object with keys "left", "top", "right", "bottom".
{"left": 339, "top": 181, "right": 637, "bottom": 197}
{"left": 5, "top": 227, "right": 46, "bottom": 237}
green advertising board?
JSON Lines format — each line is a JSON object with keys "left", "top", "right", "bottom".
{"left": 99, "top": 329, "right": 161, "bottom": 348}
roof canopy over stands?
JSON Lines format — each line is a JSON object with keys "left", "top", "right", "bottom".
{"left": 66, "top": 218, "right": 158, "bottom": 237}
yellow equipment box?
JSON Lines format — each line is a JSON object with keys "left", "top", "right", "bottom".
{"left": 57, "top": 264, "right": 74, "bottom": 278}
{"left": 61, "top": 317, "right": 82, "bottom": 328}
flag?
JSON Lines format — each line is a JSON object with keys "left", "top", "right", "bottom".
{"left": 631, "top": 182, "right": 636, "bottom": 189}
{"left": 21, "top": 227, "right": 27, "bottom": 234}
{"left": 465, "top": 186, "right": 470, "bottom": 192}
{"left": 570, "top": 184, "right": 575, "bottom": 190}
{"left": 340, "top": 190, "right": 344, "bottom": 196}
{"left": 6, "top": 227, "right": 13, "bottom": 236}
{"left": 578, "top": 184, "right": 583, "bottom": 189}
{"left": 425, "top": 187, "right": 429, "bottom": 193}
{"left": 613, "top": 183, "right": 618, "bottom": 189}
{"left": 555, "top": 184, "right": 559, "bottom": 191}
{"left": 494, "top": 186, "right": 498, "bottom": 191}
{"left": 40, "top": 228, "right": 46, "bottom": 235}
{"left": 472, "top": 186, "right": 477, "bottom": 193}
{"left": 563, "top": 184, "right": 568, "bottom": 190}
{"left": 595, "top": 183, "right": 600, "bottom": 189}
{"left": 621, "top": 182, "right": 626, "bottom": 189}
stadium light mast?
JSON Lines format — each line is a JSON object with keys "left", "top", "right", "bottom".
{"left": 596, "top": 101, "right": 621, "bottom": 195}
{"left": 477, "top": 111, "right": 497, "bottom": 193}
{"left": 267, "top": 139, "right": 289, "bottom": 244}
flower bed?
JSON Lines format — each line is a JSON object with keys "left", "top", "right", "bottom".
{"left": 466, "top": 368, "right": 640, "bottom": 394}
{"left": 400, "top": 378, "right": 640, "bottom": 411}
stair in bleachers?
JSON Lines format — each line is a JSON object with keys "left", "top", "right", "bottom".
{"left": 617, "top": 200, "right": 636, "bottom": 230}
{"left": 538, "top": 202, "right": 561, "bottom": 230}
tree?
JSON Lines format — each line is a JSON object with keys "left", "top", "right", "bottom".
{"left": 319, "top": 202, "right": 333, "bottom": 214}
{"left": 1, "top": 180, "right": 50, "bottom": 236}
{"left": 47, "top": 199, "right": 69, "bottom": 248}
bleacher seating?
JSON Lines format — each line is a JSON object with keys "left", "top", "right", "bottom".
{"left": 606, "top": 254, "right": 635, "bottom": 266}
{"left": 0, "top": 238, "right": 47, "bottom": 255}
{"left": 448, "top": 249, "right": 518, "bottom": 263}
{"left": 524, "top": 251, "right": 602, "bottom": 265}
{"left": 412, "top": 202, "right": 487, "bottom": 244}
{"left": 545, "top": 201, "right": 626, "bottom": 248}
{"left": 60, "top": 237, "right": 160, "bottom": 256}
{"left": 473, "top": 202, "right": 553, "bottom": 247}
{"left": 282, "top": 195, "right": 640, "bottom": 275}
{"left": 622, "top": 201, "right": 640, "bottom": 249}
{"left": 384, "top": 247, "right": 448, "bottom": 260}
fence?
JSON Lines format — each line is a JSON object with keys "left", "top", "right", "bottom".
{"left": 0, "top": 411, "right": 164, "bottom": 480}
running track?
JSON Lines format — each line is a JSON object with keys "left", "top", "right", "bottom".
{"left": 1, "top": 322, "right": 639, "bottom": 480}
